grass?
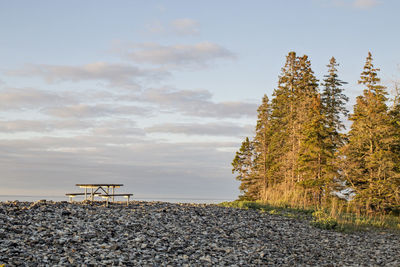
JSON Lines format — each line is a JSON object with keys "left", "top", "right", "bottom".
{"left": 219, "top": 200, "right": 400, "bottom": 233}
{"left": 219, "top": 200, "right": 314, "bottom": 221}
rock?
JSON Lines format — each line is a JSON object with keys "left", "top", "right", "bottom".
{"left": 0, "top": 201, "right": 398, "bottom": 266}
{"left": 68, "top": 257, "right": 75, "bottom": 264}
{"left": 61, "top": 211, "right": 71, "bottom": 216}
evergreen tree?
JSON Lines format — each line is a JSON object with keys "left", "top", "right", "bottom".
{"left": 388, "top": 85, "right": 400, "bottom": 212}
{"left": 389, "top": 83, "right": 400, "bottom": 158}
{"left": 271, "top": 53, "right": 320, "bottom": 184}
{"left": 342, "top": 52, "right": 400, "bottom": 212}
{"left": 270, "top": 52, "right": 304, "bottom": 183}
{"left": 321, "top": 57, "right": 349, "bottom": 150}
{"left": 232, "top": 137, "right": 258, "bottom": 200}
{"left": 297, "top": 94, "right": 333, "bottom": 205}
{"left": 252, "top": 95, "right": 275, "bottom": 194}
{"left": 270, "top": 52, "right": 297, "bottom": 182}
{"left": 321, "top": 57, "right": 349, "bottom": 194}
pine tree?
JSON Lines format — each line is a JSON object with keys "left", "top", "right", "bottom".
{"left": 272, "top": 52, "right": 318, "bottom": 184}
{"left": 232, "top": 137, "right": 258, "bottom": 200}
{"left": 271, "top": 53, "right": 320, "bottom": 183}
{"left": 252, "top": 95, "right": 275, "bottom": 193}
{"left": 321, "top": 57, "right": 349, "bottom": 149}
{"left": 321, "top": 57, "right": 349, "bottom": 194}
{"left": 232, "top": 96, "right": 275, "bottom": 200}
{"left": 270, "top": 52, "right": 304, "bottom": 184}
{"left": 388, "top": 85, "right": 400, "bottom": 212}
{"left": 389, "top": 83, "right": 400, "bottom": 157}
{"left": 265, "top": 52, "right": 322, "bottom": 199}
{"left": 293, "top": 56, "right": 334, "bottom": 205}
{"left": 342, "top": 52, "right": 400, "bottom": 213}
{"left": 297, "top": 94, "right": 333, "bottom": 205}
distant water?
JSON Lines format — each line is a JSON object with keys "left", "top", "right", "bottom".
{"left": 0, "top": 195, "right": 233, "bottom": 204}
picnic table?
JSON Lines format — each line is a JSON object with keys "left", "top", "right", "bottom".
{"left": 66, "top": 184, "right": 133, "bottom": 206}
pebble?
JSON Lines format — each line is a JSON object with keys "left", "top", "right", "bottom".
{"left": 0, "top": 200, "right": 399, "bottom": 266}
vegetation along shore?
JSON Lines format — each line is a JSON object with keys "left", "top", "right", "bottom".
{"left": 232, "top": 52, "right": 400, "bottom": 229}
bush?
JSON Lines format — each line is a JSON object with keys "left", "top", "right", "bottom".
{"left": 311, "top": 210, "right": 338, "bottom": 230}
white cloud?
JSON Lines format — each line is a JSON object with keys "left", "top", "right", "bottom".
{"left": 353, "top": 0, "right": 381, "bottom": 9}
{"left": 146, "top": 18, "right": 200, "bottom": 36}
{"left": 0, "top": 120, "right": 49, "bottom": 133}
{"left": 171, "top": 18, "right": 200, "bottom": 36}
{"left": 0, "top": 87, "right": 75, "bottom": 110}
{"left": 331, "top": 0, "right": 382, "bottom": 9}
{"left": 122, "top": 42, "right": 235, "bottom": 68}
{"left": 91, "top": 125, "right": 145, "bottom": 137}
{"left": 45, "top": 104, "right": 115, "bottom": 118}
{"left": 140, "top": 87, "right": 257, "bottom": 118}
{"left": 0, "top": 119, "right": 89, "bottom": 133}
{"left": 0, "top": 118, "right": 148, "bottom": 138}
{"left": 45, "top": 104, "right": 151, "bottom": 118}
{"left": 146, "top": 122, "right": 253, "bottom": 136}
{"left": 145, "top": 20, "right": 165, "bottom": 34}
{"left": 0, "top": 40, "right": 243, "bottom": 199}
{"left": 7, "top": 62, "right": 169, "bottom": 88}
{"left": 0, "top": 136, "right": 239, "bottom": 198}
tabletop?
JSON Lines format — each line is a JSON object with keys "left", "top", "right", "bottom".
{"left": 76, "top": 184, "right": 123, "bottom": 187}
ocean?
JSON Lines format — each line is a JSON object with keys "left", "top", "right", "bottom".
{"left": 0, "top": 195, "right": 233, "bottom": 204}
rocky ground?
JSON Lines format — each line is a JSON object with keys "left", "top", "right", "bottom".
{"left": 0, "top": 200, "right": 399, "bottom": 266}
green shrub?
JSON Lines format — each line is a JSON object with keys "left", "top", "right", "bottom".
{"left": 311, "top": 210, "right": 338, "bottom": 230}
{"left": 268, "top": 209, "right": 278, "bottom": 215}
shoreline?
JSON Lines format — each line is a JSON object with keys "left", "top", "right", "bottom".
{"left": 1, "top": 200, "right": 399, "bottom": 266}
{"left": 0, "top": 196, "right": 233, "bottom": 205}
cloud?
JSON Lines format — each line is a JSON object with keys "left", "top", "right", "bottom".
{"left": 91, "top": 126, "right": 145, "bottom": 137}
{"left": 0, "top": 120, "right": 49, "bottom": 133}
{"left": 331, "top": 0, "right": 381, "bottom": 9}
{"left": 0, "top": 119, "right": 89, "bottom": 133}
{"left": 90, "top": 120, "right": 145, "bottom": 137}
{"left": 146, "top": 18, "right": 200, "bottom": 36}
{"left": 0, "top": 136, "right": 239, "bottom": 198}
{"left": 146, "top": 20, "right": 165, "bottom": 34}
{"left": 45, "top": 104, "right": 151, "bottom": 118}
{"left": 7, "top": 62, "right": 169, "bottom": 88}
{"left": 171, "top": 18, "right": 200, "bottom": 36}
{"left": 0, "top": 118, "right": 147, "bottom": 138}
{"left": 0, "top": 87, "right": 75, "bottom": 110}
{"left": 140, "top": 87, "right": 257, "bottom": 118}
{"left": 146, "top": 122, "right": 253, "bottom": 136}
{"left": 122, "top": 42, "right": 235, "bottom": 68}
{"left": 0, "top": 87, "right": 243, "bottom": 199}
{"left": 352, "top": 0, "right": 381, "bottom": 9}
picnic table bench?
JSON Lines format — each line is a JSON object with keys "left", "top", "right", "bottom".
{"left": 65, "top": 184, "right": 133, "bottom": 206}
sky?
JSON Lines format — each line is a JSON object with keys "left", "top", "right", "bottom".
{"left": 0, "top": 0, "right": 399, "bottom": 200}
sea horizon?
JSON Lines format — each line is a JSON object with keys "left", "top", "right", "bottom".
{"left": 0, "top": 194, "right": 234, "bottom": 204}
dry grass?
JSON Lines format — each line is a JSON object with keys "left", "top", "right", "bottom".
{"left": 229, "top": 183, "right": 400, "bottom": 232}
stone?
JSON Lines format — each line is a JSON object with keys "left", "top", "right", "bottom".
{"left": 0, "top": 201, "right": 398, "bottom": 266}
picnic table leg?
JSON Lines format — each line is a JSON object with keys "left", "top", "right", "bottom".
{"left": 91, "top": 188, "right": 94, "bottom": 202}
{"left": 69, "top": 196, "right": 73, "bottom": 203}
{"left": 84, "top": 188, "right": 87, "bottom": 201}
{"left": 127, "top": 195, "right": 130, "bottom": 206}
{"left": 112, "top": 187, "right": 115, "bottom": 202}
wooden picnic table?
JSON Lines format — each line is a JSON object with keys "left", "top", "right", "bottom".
{"left": 66, "top": 183, "right": 132, "bottom": 206}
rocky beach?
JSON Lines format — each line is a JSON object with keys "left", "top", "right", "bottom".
{"left": 0, "top": 200, "right": 399, "bottom": 266}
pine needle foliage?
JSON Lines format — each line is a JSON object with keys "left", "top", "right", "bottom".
{"left": 342, "top": 52, "right": 400, "bottom": 213}
{"left": 232, "top": 51, "right": 400, "bottom": 216}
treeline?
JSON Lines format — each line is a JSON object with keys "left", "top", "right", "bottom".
{"left": 232, "top": 52, "right": 400, "bottom": 214}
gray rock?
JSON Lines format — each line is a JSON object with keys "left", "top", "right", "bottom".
{"left": 0, "top": 200, "right": 399, "bottom": 266}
